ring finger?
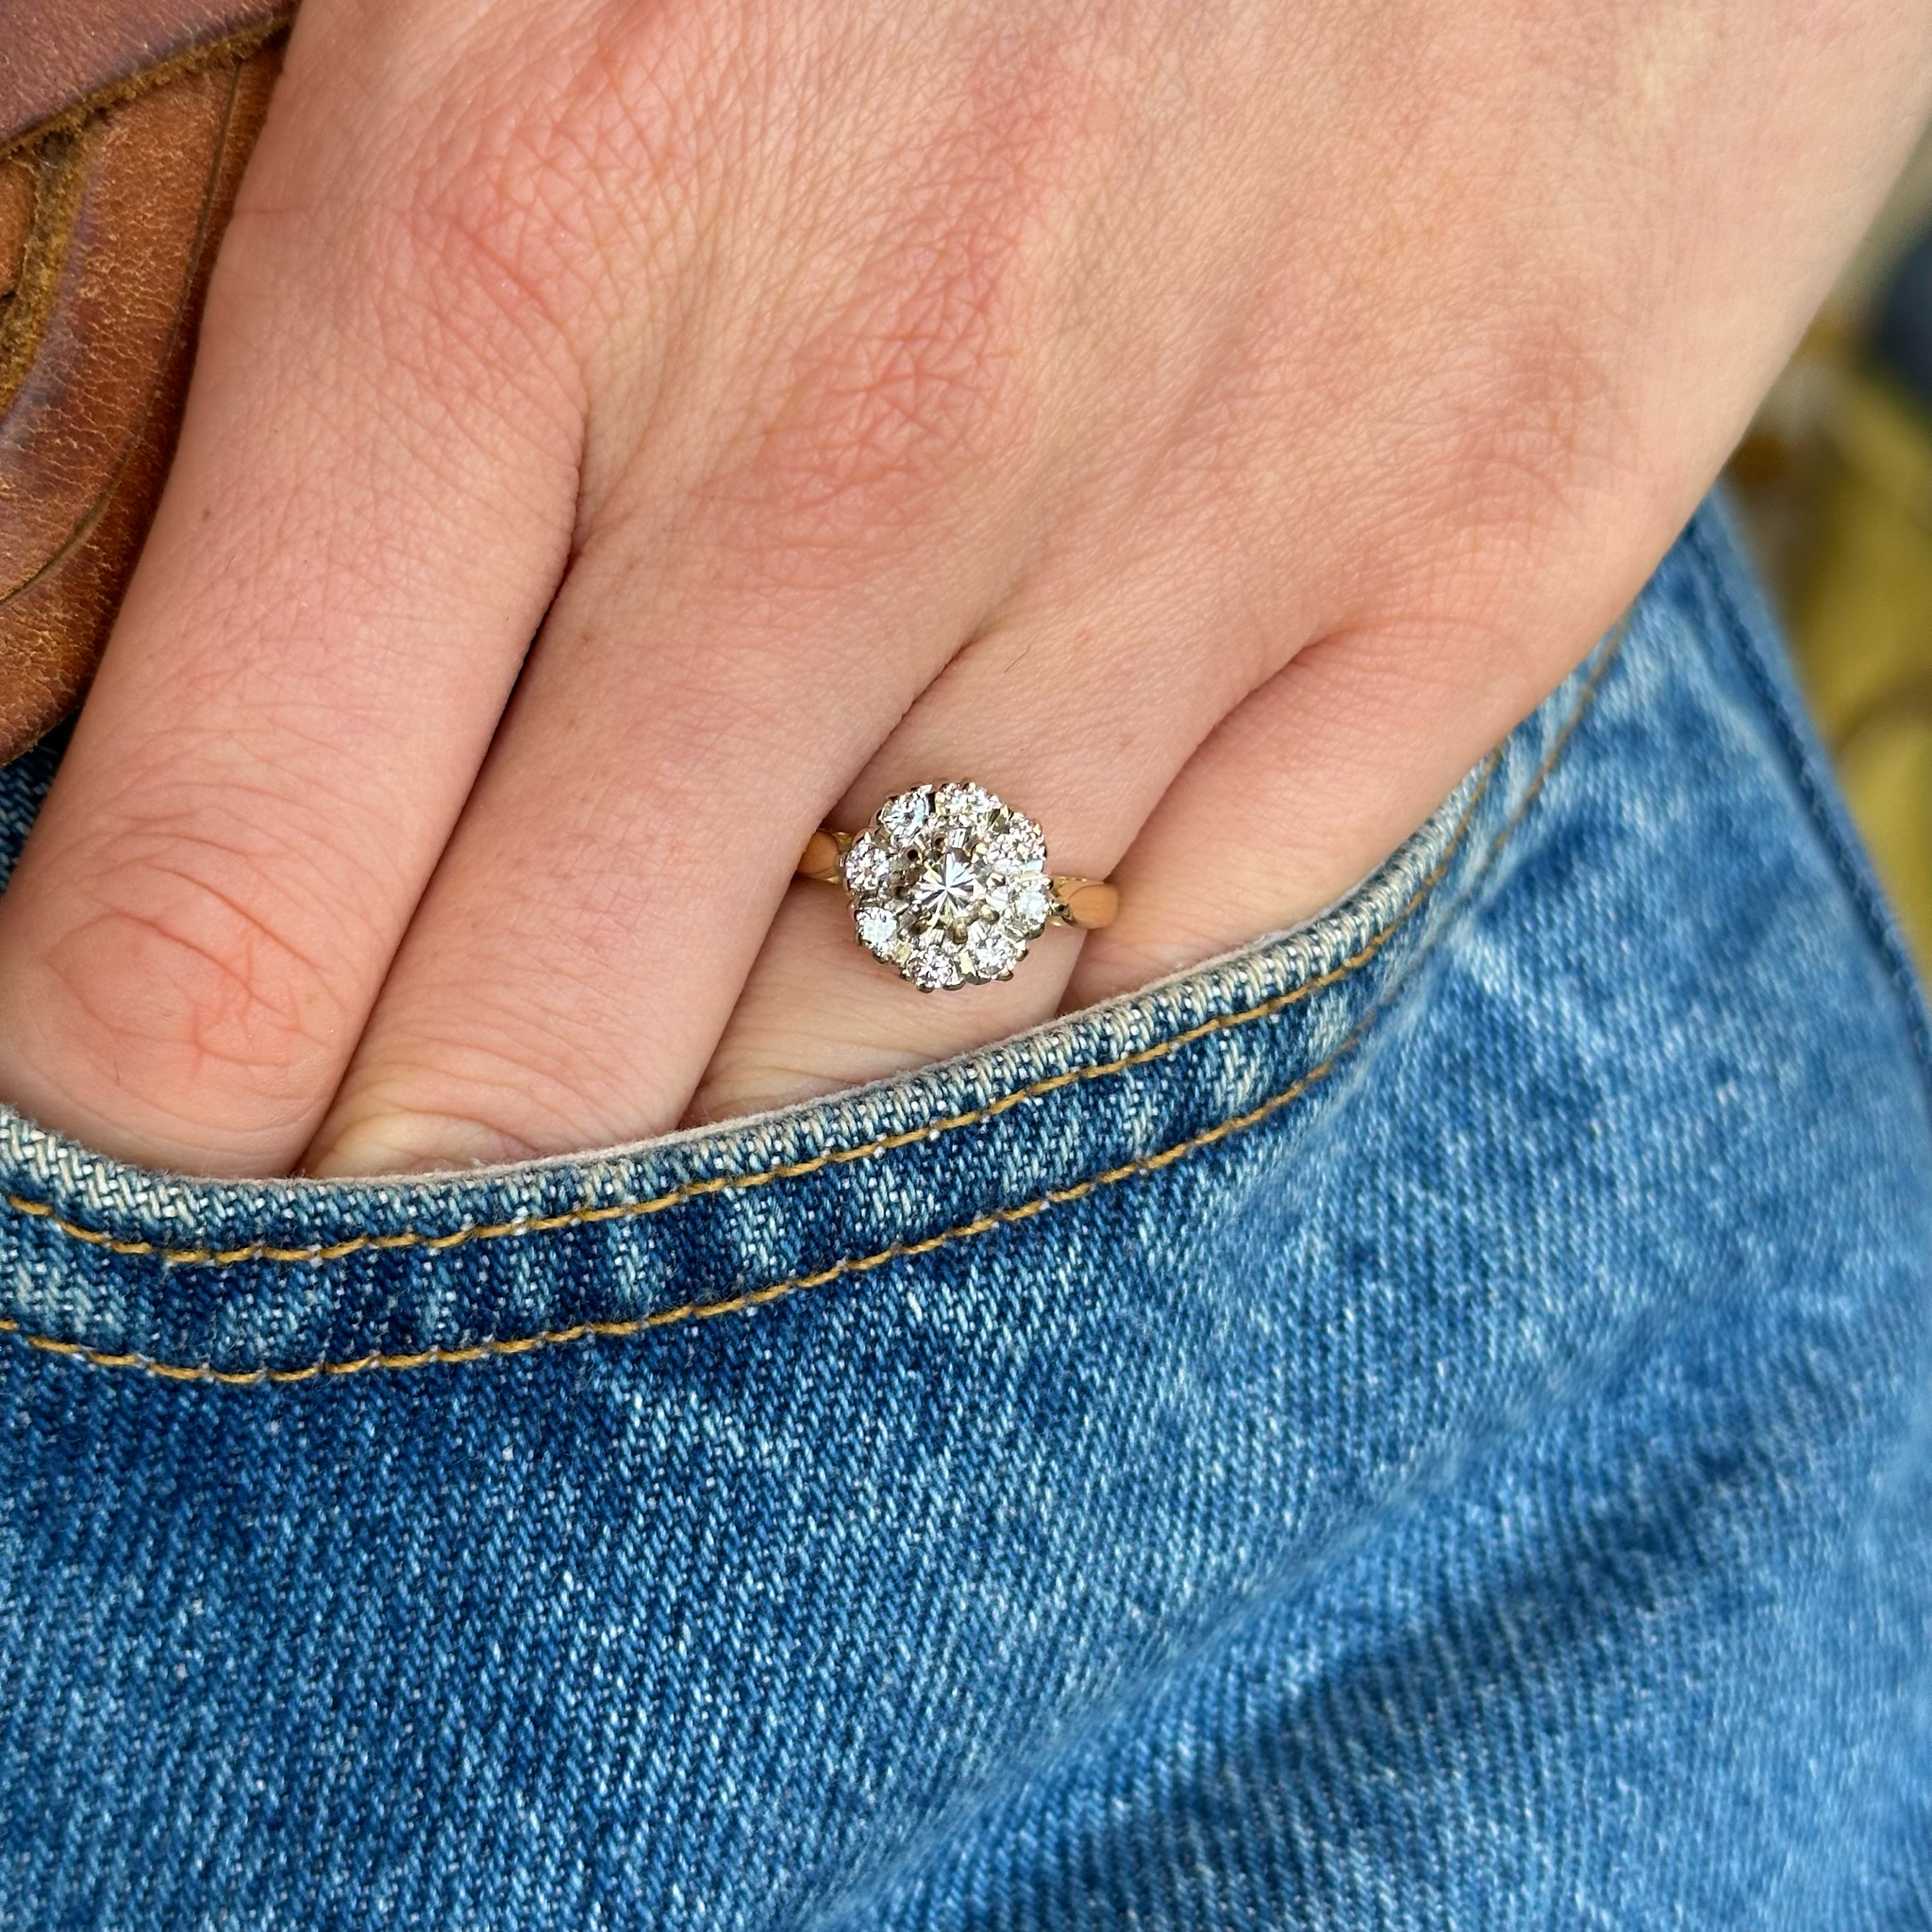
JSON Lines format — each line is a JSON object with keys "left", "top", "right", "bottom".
{"left": 688, "top": 505, "right": 1324, "bottom": 1124}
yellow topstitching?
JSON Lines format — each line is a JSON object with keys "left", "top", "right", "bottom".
{"left": 0, "top": 1026, "right": 1367, "bottom": 1386}
{"left": 0, "top": 924, "right": 1411, "bottom": 1270}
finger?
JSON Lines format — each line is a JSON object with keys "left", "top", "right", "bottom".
{"left": 686, "top": 512, "right": 1323, "bottom": 1124}
{"left": 0, "top": 22, "right": 584, "bottom": 1174}
{"left": 1066, "top": 527, "right": 1675, "bottom": 1011}
{"left": 302, "top": 427, "right": 1041, "bottom": 1175}
{"left": 1066, "top": 625, "right": 1533, "bottom": 1008}
{"left": 295, "top": 0, "right": 1174, "bottom": 1174}
{"left": 692, "top": 375, "right": 1686, "bottom": 1129}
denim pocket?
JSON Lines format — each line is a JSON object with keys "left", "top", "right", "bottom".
{"left": 4, "top": 504, "right": 1929, "bottom": 1932}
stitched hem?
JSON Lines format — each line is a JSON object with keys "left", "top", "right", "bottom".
{"left": 0, "top": 628, "right": 1621, "bottom": 1382}
{"left": 0, "top": 991, "right": 1380, "bottom": 1385}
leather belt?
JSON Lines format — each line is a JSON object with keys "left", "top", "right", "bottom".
{"left": 0, "top": 0, "right": 294, "bottom": 761}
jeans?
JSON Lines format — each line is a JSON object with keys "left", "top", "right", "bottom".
{"left": 0, "top": 499, "right": 1926, "bottom": 1929}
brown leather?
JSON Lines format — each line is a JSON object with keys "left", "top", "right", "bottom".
{"left": 0, "top": 1, "right": 293, "bottom": 762}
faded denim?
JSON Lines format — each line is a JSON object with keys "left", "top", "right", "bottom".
{"left": 0, "top": 501, "right": 1927, "bottom": 1929}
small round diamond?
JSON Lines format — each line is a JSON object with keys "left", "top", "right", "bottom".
{"left": 965, "top": 923, "right": 1020, "bottom": 978}
{"left": 876, "top": 787, "right": 932, "bottom": 845}
{"left": 935, "top": 781, "right": 997, "bottom": 825}
{"left": 908, "top": 941, "right": 964, "bottom": 991}
{"left": 990, "top": 814, "right": 1046, "bottom": 869}
{"left": 842, "top": 834, "right": 892, "bottom": 895}
{"left": 855, "top": 902, "right": 908, "bottom": 960}
{"left": 1010, "top": 875, "right": 1056, "bottom": 928}
{"left": 846, "top": 781, "right": 1058, "bottom": 988}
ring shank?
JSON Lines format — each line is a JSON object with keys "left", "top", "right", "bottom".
{"left": 1051, "top": 878, "right": 1119, "bottom": 929}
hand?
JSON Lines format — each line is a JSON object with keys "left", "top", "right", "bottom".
{"left": 0, "top": 0, "right": 1924, "bottom": 1176}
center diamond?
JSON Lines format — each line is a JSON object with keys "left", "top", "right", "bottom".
{"left": 841, "top": 781, "right": 1058, "bottom": 989}
{"left": 909, "top": 853, "right": 983, "bottom": 926}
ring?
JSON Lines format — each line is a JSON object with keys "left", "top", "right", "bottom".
{"left": 795, "top": 780, "right": 1119, "bottom": 991}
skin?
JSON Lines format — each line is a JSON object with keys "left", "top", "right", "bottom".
{"left": 0, "top": 0, "right": 1924, "bottom": 1177}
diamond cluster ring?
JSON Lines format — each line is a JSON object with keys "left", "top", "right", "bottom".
{"left": 795, "top": 781, "right": 1119, "bottom": 991}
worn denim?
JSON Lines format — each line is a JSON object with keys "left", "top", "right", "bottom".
{"left": 0, "top": 500, "right": 1926, "bottom": 1929}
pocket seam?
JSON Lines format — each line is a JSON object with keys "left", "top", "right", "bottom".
{"left": 8, "top": 987, "right": 1390, "bottom": 1384}
{"left": 0, "top": 628, "right": 1622, "bottom": 1384}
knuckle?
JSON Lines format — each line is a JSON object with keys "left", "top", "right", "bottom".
{"left": 206, "top": 169, "right": 586, "bottom": 455}
{"left": 1350, "top": 291, "right": 1627, "bottom": 628}
{"left": 381, "top": 7, "right": 735, "bottom": 359}
{"left": 1434, "top": 299, "right": 1619, "bottom": 540}
{"left": 709, "top": 53, "right": 1071, "bottom": 574}
{"left": 35, "top": 818, "right": 357, "bottom": 1141}
{"left": 390, "top": 138, "right": 599, "bottom": 357}
{"left": 808, "top": 260, "right": 1021, "bottom": 492}
{"left": 710, "top": 222, "right": 1037, "bottom": 584}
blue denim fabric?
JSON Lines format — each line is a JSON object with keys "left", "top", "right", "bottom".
{"left": 0, "top": 500, "right": 1926, "bottom": 1929}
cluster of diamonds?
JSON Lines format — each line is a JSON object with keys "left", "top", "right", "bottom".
{"left": 842, "top": 782, "right": 1059, "bottom": 990}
